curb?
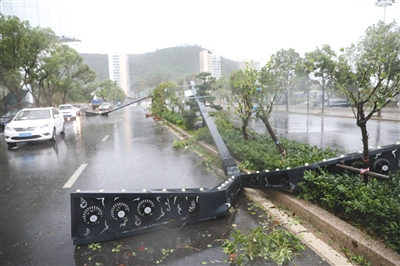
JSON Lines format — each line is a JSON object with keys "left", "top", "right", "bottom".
{"left": 250, "top": 190, "right": 400, "bottom": 266}
{"left": 243, "top": 188, "right": 351, "bottom": 266}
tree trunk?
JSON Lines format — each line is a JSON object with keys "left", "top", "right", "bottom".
{"left": 356, "top": 107, "right": 370, "bottom": 183}
{"left": 285, "top": 91, "right": 289, "bottom": 112}
{"left": 261, "top": 116, "right": 286, "bottom": 156}
{"left": 242, "top": 121, "right": 249, "bottom": 140}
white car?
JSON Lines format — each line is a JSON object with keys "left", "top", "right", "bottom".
{"left": 98, "top": 102, "right": 113, "bottom": 112}
{"left": 4, "top": 107, "right": 65, "bottom": 147}
{"left": 58, "top": 104, "right": 77, "bottom": 120}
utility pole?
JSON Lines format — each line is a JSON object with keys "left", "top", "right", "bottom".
{"left": 375, "top": 0, "right": 396, "bottom": 22}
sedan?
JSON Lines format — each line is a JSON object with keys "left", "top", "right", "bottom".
{"left": 73, "top": 104, "right": 88, "bottom": 115}
{"left": 4, "top": 107, "right": 65, "bottom": 147}
{"left": 321, "top": 99, "right": 351, "bottom": 107}
{"left": 0, "top": 109, "right": 20, "bottom": 130}
{"left": 98, "top": 102, "right": 113, "bottom": 112}
{"left": 58, "top": 104, "right": 77, "bottom": 120}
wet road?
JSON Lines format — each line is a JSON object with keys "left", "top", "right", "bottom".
{"left": 0, "top": 106, "right": 330, "bottom": 265}
{"left": 246, "top": 112, "right": 400, "bottom": 154}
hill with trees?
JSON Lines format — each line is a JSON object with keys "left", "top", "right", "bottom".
{"left": 79, "top": 45, "right": 239, "bottom": 94}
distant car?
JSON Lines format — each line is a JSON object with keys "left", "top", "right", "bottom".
{"left": 58, "top": 104, "right": 77, "bottom": 120}
{"left": 0, "top": 109, "right": 20, "bottom": 130}
{"left": 72, "top": 104, "right": 88, "bottom": 115}
{"left": 298, "top": 101, "right": 310, "bottom": 106}
{"left": 316, "top": 99, "right": 350, "bottom": 107}
{"left": 4, "top": 107, "right": 65, "bottom": 147}
{"left": 98, "top": 102, "right": 113, "bottom": 112}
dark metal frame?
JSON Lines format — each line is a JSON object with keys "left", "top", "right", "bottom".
{"left": 71, "top": 82, "right": 400, "bottom": 245}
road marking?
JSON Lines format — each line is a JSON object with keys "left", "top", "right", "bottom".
{"left": 63, "top": 163, "right": 88, "bottom": 188}
{"left": 114, "top": 124, "right": 118, "bottom": 128}
{"left": 102, "top": 135, "right": 109, "bottom": 142}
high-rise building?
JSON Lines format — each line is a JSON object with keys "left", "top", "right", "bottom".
{"left": 0, "top": 0, "right": 73, "bottom": 40}
{"left": 239, "top": 59, "right": 261, "bottom": 71}
{"left": 199, "top": 50, "right": 221, "bottom": 79}
{"left": 108, "top": 53, "right": 131, "bottom": 97}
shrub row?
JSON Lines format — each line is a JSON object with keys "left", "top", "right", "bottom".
{"left": 298, "top": 170, "right": 400, "bottom": 252}
{"left": 216, "top": 126, "right": 337, "bottom": 171}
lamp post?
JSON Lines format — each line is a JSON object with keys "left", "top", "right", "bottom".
{"left": 375, "top": 0, "right": 396, "bottom": 22}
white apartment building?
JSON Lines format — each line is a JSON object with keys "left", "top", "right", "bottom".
{"left": 199, "top": 50, "right": 221, "bottom": 79}
{"left": 239, "top": 59, "right": 261, "bottom": 71}
{"left": 108, "top": 53, "right": 131, "bottom": 96}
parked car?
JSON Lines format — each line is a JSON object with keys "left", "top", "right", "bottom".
{"left": 98, "top": 102, "right": 113, "bottom": 112}
{"left": 0, "top": 109, "right": 20, "bottom": 130}
{"left": 58, "top": 104, "right": 77, "bottom": 120}
{"left": 72, "top": 104, "right": 88, "bottom": 115}
{"left": 4, "top": 107, "right": 65, "bottom": 147}
{"left": 316, "top": 99, "right": 350, "bottom": 108}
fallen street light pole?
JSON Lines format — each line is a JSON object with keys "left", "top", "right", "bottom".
{"left": 70, "top": 81, "right": 400, "bottom": 245}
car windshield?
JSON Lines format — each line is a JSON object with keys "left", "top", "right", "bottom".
{"left": 15, "top": 110, "right": 51, "bottom": 120}
{"left": 59, "top": 105, "right": 73, "bottom": 110}
{"left": 5, "top": 110, "right": 19, "bottom": 116}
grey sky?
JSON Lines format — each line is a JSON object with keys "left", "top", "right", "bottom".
{"left": 67, "top": 0, "right": 400, "bottom": 65}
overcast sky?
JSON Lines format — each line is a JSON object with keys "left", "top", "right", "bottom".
{"left": 68, "top": 0, "right": 400, "bottom": 65}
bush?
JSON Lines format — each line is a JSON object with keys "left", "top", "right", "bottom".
{"left": 217, "top": 127, "right": 337, "bottom": 171}
{"left": 182, "top": 110, "right": 197, "bottom": 130}
{"left": 161, "top": 112, "right": 184, "bottom": 126}
{"left": 197, "top": 127, "right": 213, "bottom": 144}
{"left": 298, "top": 170, "right": 400, "bottom": 252}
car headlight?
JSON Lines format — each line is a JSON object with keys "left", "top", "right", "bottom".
{"left": 5, "top": 125, "right": 14, "bottom": 131}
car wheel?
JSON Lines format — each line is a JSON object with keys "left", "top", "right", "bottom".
{"left": 7, "top": 142, "right": 16, "bottom": 148}
{"left": 50, "top": 127, "right": 56, "bottom": 142}
{"left": 61, "top": 122, "right": 65, "bottom": 135}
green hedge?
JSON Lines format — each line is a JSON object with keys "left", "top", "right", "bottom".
{"left": 298, "top": 171, "right": 400, "bottom": 252}
{"left": 217, "top": 126, "right": 337, "bottom": 171}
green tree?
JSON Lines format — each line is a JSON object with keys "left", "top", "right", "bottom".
{"left": 254, "top": 62, "right": 287, "bottom": 156}
{"left": 150, "top": 81, "right": 170, "bottom": 115}
{"left": 94, "top": 80, "right": 121, "bottom": 102}
{"left": 0, "top": 15, "right": 54, "bottom": 108}
{"left": 218, "top": 66, "right": 257, "bottom": 140}
{"left": 304, "top": 45, "right": 337, "bottom": 112}
{"left": 196, "top": 72, "right": 215, "bottom": 102}
{"left": 33, "top": 44, "right": 95, "bottom": 106}
{"left": 163, "top": 81, "right": 180, "bottom": 113}
{"left": 328, "top": 21, "right": 400, "bottom": 170}
{"left": 271, "top": 49, "right": 301, "bottom": 111}
{"left": 107, "top": 86, "right": 126, "bottom": 103}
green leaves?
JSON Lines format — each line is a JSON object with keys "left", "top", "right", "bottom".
{"left": 222, "top": 226, "right": 305, "bottom": 265}
{"left": 214, "top": 123, "right": 337, "bottom": 171}
{"left": 299, "top": 171, "right": 400, "bottom": 252}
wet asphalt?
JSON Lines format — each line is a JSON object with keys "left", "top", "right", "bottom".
{"left": 1, "top": 105, "right": 335, "bottom": 265}
{"left": 244, "top": 112, "right": 400, "bottom": 154}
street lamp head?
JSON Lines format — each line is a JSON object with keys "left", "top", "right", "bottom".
{"left": 375, "top": 0, "right": 396, "bottom": 6}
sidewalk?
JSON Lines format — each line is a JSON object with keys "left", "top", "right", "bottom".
{"left": 276, "top": 105, "right": 400, "bottom": 122}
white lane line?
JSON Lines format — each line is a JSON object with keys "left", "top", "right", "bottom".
{"left": 63, "top": 163, "right": 88, "bottom": 188}
{"left": 114, "top": 124, "right": 118, "bottom": 128}
{"left": 102, "top": 135, "right": 109, "bottom": 142}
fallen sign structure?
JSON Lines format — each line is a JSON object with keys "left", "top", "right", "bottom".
{"left": 71, "top": 82, "right": 400, "bottom": 245}
{"left": 85, "top": 96, "right": 151, "bottom": 116}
